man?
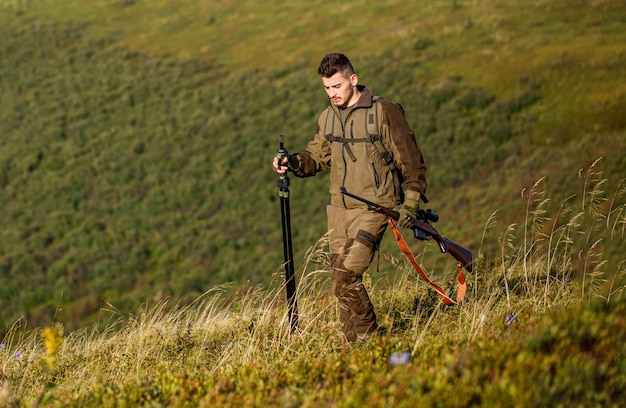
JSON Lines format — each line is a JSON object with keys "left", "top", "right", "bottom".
{"left": 273, "top": 53, "right": 427, "bottom": 342}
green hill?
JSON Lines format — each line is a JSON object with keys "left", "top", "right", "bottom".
{"left": 1, "top": 0, "right": 625, "bottom": 335}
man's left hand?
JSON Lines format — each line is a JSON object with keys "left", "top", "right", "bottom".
{"left": 397, "top": 203, "right": 418, "bottom": 229}
{"left": 396, "top": 191, "right": 421, "bottom": 229}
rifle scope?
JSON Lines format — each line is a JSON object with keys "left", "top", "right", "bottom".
{"left": 417, "top": 208, "right": 439, "bottom": 223}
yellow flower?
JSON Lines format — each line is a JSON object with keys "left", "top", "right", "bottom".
{"left": 41, "top": 323, "right": 64, "bottom": 368}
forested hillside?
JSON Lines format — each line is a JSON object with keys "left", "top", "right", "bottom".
{"left": 1, "top": 0, "right": 625, "bottom": 335}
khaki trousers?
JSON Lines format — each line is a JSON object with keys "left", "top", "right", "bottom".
{"left": 326, "top": 205, "right": 387, "bottom": 342}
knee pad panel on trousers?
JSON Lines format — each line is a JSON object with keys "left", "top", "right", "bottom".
{"left": 343, "top": 233, "right": 376, "bottom": 274}
{"left": 331, "top": 239, "right": 354, "bottom": 298}
{"left": 355, "top": 229, "right": 378, "bottom": 251}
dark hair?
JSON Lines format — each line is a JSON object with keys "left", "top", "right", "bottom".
{"left": 318, "top": 53, "right": 355, "bottom": 78}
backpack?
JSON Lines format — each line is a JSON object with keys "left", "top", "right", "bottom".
{"left": 323, "top": 96, "right": 404, "bottom": 202}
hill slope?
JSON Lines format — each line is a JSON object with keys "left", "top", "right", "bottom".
{"left": 0, "top": 0, "right": 625, "bottom": 333}
{"left": 1, "top": 261, "right": 625, "bottom": 406}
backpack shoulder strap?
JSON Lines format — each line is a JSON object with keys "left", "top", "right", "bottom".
{"left": 368, "top": 96, "right": 405, "bottom": 202}
{"left": 324, "top": 107, "right": 338, "bottom": 142}
{"left": 367, "top": 97, "right": 395, "bottom": 169}
{"left": 366, "top": 96, "right": 380, "bottom": 140}
{"left": 324, "top": 101, "right": 381, "bottom": 144}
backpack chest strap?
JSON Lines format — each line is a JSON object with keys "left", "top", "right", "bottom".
{"left": 324, "top": 98, "right": 398, "bottom": 176}
{"left": 324, "top": 134, "right": 370, "bottom": 143}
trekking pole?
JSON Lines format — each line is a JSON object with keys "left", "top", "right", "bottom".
{"left": 277, "top": 134, "right": 299, "bottom": 332}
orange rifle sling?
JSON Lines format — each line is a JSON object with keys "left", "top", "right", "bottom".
{"left": 387, "top": 219, "right": 467, "bottom": 305}
{"left": 456, "top": 261, "right": 467, "bottom": 302}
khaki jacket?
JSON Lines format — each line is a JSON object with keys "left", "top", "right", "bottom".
{"left": 292, "top": 86, "right": 427, "bottom": 209}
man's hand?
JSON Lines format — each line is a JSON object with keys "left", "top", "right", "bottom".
{"left": 396, "top": 191, "right": 421, "bottom": 229}
{"left": 273, "top": 156, "right": 289, "bottom": 174}
{"left": 273, "top": 154, "right": 299, "bottom": 174}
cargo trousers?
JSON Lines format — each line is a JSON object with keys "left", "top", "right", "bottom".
{"left": 326, "top": 205, "right": 388, "bottom": 342}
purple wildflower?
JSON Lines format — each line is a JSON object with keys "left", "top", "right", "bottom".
{"left": 389, "top": 352, "right": 411, "bottom": 366}
{"left": 505, "top": 312, "right": 517, "bottom": 327}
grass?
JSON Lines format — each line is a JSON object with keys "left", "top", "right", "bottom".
{"left": 1, "top": 166, "right": 625, "bottom": 406}
{"left": 0, "top": 2, "right": 625, "bottom": 403}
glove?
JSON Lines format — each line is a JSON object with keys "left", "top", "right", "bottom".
{"left": 286, "top": 153, "right": 300, "bottom": 171}
{"left": 396, "top": 191, "right": 421, "bottom": 229}
{"left": 276, "top": 153, "right": 300, "bottom": 172}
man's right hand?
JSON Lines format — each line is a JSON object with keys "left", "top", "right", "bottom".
{"left": 273, "top": 156, "right": 290, "bottom": 174}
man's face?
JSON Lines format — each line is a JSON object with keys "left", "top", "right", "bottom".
{"left": 322, "top": 71, "right": 359, "bottom": 108}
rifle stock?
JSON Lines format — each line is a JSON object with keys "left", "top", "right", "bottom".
{"left": 442, "top": 238, "right": 474, "bottom": 273}
{"left": 339, "top": 187, "right": 474, "bottom": 273}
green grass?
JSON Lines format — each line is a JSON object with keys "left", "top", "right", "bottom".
{"left": 0, "top": 0, "right": 625, "bottom": 381}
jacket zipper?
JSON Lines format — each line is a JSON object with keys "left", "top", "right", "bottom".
{"left": 340, "top": 115, "right": 348, "bottom": 208}
{"left": 341, "top": 118, "right": 357, "bottom": 207}
{"left": 350, "top": 121, "right": 354, "bottom": 144}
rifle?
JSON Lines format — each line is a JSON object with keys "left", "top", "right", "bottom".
{"left": 339, "top": 187, "right": 474, "bottom": 273}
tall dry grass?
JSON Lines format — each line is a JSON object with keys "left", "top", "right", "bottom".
{"left": 1, "top": 160, "right": 624, "bottom": 406}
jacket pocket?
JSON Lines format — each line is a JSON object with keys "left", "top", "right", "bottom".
{"left": 370, "top": 162, "right": 380, "bottom": 188}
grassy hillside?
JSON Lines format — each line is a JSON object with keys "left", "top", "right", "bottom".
{"left": 0, "top": 1, "right": 625, "bottom": 406}
{"left": 1, "top": 208, "right": 624, "bottom": 406}
{"left": 1, "top": 0, "right": 625, "bottom": 337}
